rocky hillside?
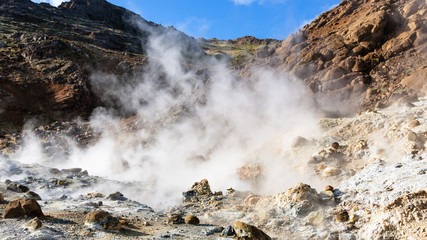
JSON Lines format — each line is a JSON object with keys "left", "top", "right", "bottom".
{"left": 205, "top": 0, "right": 427, "bottom": 116}
{"left": 0, "top": 0, "right": 203, "bottom": 133}
{"left": 0, "top": 0, "right": 426, "bottom": 239}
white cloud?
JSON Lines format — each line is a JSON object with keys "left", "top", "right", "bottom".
{"left": 31, "top": 0, "right": 69, "bottom": 7}
{"left": 231, "top": 0, "right": 286, "bottom": 5}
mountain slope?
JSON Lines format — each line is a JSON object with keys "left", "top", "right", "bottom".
{"left": 204, "top": 0, "right": 427, "bottom": 116}
{"left": 0, "top": 0, "right": 203, "bottom": 132}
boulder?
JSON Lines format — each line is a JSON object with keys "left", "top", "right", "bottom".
{"left": 3, "top": 198, "right": 44, "bottom": 219}
{"left": 107, "top": 192, "right": 127, "bottom": 201}
{"left": 233, "top": 221, "right": 271, "bottom": 240}
{"left": 85, "top": 210, "right": 121, "bottom": 231}
{"left": 184, "top": 215, "right": 200, "bottom": 225}
{"left": 183, "top": 179, "right": 213, "bottom": 202}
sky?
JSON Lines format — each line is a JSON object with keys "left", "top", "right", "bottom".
{"left": 32, "top": 0, "right": 341, "bottom": 40}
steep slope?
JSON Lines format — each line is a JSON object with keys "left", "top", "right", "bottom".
{"left": 0, "top": 0, "right": 203, "bottom": 133}
{"left": 204, "top": 0, "right": 427, "bottom": 116}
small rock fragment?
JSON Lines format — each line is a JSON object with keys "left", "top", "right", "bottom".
{"left": 349, "top": 214, "right": 358, "bottom": 224}
{"left": 222, "top": 225, "right": 236, "bottom": 236}
{"left": 323, "top": 167, "right": 341, "bottom": 177}
{"left": 407, "top": 131, "right": 418, "bottom": 141}
{"left": 107, "top": 192, "right": 127, "bottom": 201}
{"left": 331, "top": 142, "right": 340, "bottom": 150}
{"left": 306, "top": 211, "right": 324, "bottom": 226}
{"left": 26, "top": 191, "right": 42, "bottom": 200}
{"left": 86, "top": 192, "right": 104, "bottom": 198}
{"left": 167, "top": 214, "right": 183, "bottom": 224}
{"left": 24, "top": 217, "right": 42, "bottom": 231}
{"left": 336, "top": 210, "right": 349, "bottom": 222}
{"left": 205, "top": 226, "right": 224, "bottom": 236}
{"left": 184, "top": 215, "right": 200, "bottom": 225}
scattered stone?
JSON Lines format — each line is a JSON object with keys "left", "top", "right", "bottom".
{"left": 84, "top": 210, "right": 121, "bottom": 231}
{"left": 349, "top": 214, "right": 358, "bottom": 224}
{"left": 205, "top": 226, "right": 224, "bottom": 236}
{"left": 26, "top": 191, "right": 42, "bottom": 200}
{"left": 86, "top": 192, "right": 104, "bottom": 198}
{"left": 49, "top": 168, "right": 60, "bottom": 174}
{"left": 323, "top": 167, "right": 341, "bottom": 177}
{"left": 24, "top": 217, "right": 42, "bottom": 231}
{"left": 407, "top": 131, "right": 418, "bottom": 141}
{"left": 319, "top": 190, "right": 335, "bottom": 201}
{"left": 244, "top": 194, "right": 260, "bottom": 205}
{"left": 56, "top": 179, "right": 71, "bottom": 186}
{"left": 3, "top": 198, "right": 44, "bottom": 219}
{"left": 184, "top": 215, "right": 200, "bottom": 225}
{"left": 226, "top": 188, "right": 236, "bottom": 195}
{"left": 306, "top": 211, "right": 324, "bottom": 226}
{"left": 233, "top": 221, "right": 271, "bottom": 240}
{"left": 167, "top": 214, "right": 183, "bottom": 224}
{"left": 222, "top": 225, "right": 236, "bottom": 236}
{"left": 7, "top": 183, "right": 29, "bottom": 193}
{"left": 331, "top": 142, "right": 340, "bottom": 150}
{"left": 107, "top": 192, "right": 127, "bottom": 201}
{"left": 336, "top": 210, "right": 349, "bottom": 222}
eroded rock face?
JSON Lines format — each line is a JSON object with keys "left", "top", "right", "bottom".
{"left": 275, "top": 0, "right": 427, "bottom": 115}
{"left": 3, "top": 198, "right": 44, "bottom": 219}
{"left": 203, "top": 0, "right": 426, "bottom": 116}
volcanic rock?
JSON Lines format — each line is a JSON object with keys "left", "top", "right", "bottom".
{"left": 233, "top": 221, "right": 271, "bottom": 240}
{"left": 222, "top": 225, "right": 236, "bottom": 236}
{"left": 183, "top": 179, "right": 213, "bottom": 202}
{"left": 335, "top": 209, "right": 349, "bottom": 222}
{"left": 24, "top": 217, "right": 42, "bottom": 231}
{"left": 184, "top": 215, "right": 200, "bottom": 225}
{"left": 26, "top": 191, "right": 42, "bottom": 200}
{"left": 84, "top": 210, "right": 121, "bottom": 231}
{"left": 167, "top": 214, "right": 183, "bottom": 224}
{"left": 107, "top": 192, "right": 127, "bottom": 201}
{"left": 3, "top": 198, "right": 44, "bottom": 219}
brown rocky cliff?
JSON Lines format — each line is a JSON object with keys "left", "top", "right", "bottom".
{"left": 270, "top": 0, "right": 427, "bottom": 115}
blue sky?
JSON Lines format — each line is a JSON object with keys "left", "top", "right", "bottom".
{"left": 32, "top": 0, "right": 341, "bottom": 40}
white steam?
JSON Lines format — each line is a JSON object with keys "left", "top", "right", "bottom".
{"left": 6, "top": 18, "right": 322, "bottom": 207}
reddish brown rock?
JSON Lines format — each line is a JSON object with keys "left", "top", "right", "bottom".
{"left": 184, "top": 215, "right": 200, "bottom": 225}
{"left": 233, "top": 221, "right": 271, "bottom": 240}
{"left": 3, "top": 198, "right": 43, "bottom": 219}
{"left": 85, "top": 210, "right": 121, "bottom": 230}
